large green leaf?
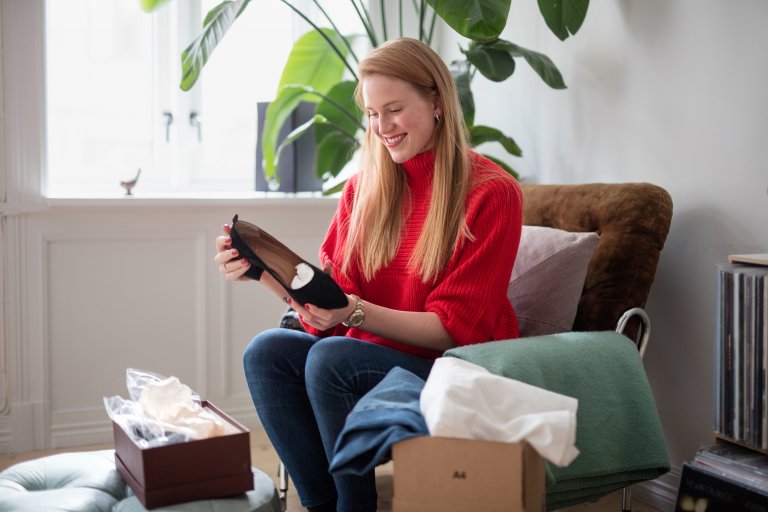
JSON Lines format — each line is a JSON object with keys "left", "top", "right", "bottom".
{"left": 179, "top": 0, "right": 251, "bottom": 91}
{"left": 461, "top": 44, "right": 516, "bottom": 82}
{"left": 470, "top": 125, "right": 522, "bottom": 156}
{"left": 472, "top": 39, "right": 566, "bottom": 89}
{"left": 425, "top": 0, "right": 511, "bottom": 42}
{"left": 275, "top": 114, "right": 327, "bottom": 162}
{"left": 139, "top": 0, "right": 173, "bottom": 12}
{"left": 314, "top": 81, "right": 361, "bottom": 146}
{"left": 262, "top": 85, "right": 315, "bottom": 183}
{"left": 538, "top": 0, "right": 589, "bottom": 41}
{"left": 277, "top": 29, "right": 349, "bottom": 97}
{"left": 316, "top": 131, "right": 358, "bottom": 179}
{"left": 451, "top": 60, "right": 475, "bottom": 126}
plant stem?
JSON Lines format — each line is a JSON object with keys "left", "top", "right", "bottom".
{"left": 350, "top": 0, "right": 378, "bottom": 47}
{"left": 311, "top": 0, "right": 359, "bottom": 64}
{"left": 306, "top": 90, "right": 364, "bottom": 129}
{"left": 409, "top": 0, "right": 426, "bottom": 42}
{"left": 280, "top": 0, "right": 358, "bottom": 80}
{"left": 379, "top": 0, "right": 388, "bottom": 41}
{"left": 418, "top": 0, "right": 425, "bottom": 41}
{"left": 427, "top": 8, "right": 437, "bottom": 45}
{"left": 326, "top": 123, "right": 361, "bottom": 143}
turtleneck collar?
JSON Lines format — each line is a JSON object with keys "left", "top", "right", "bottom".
{"left": 401, "top": 150, "right": 435, "bottom": 193}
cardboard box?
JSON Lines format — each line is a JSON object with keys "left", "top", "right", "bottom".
{"left": 392, "top": 437, "right": 545, "bottom": 512}
{"left": 113, "top": 401, "right": 254, "bottom": 509}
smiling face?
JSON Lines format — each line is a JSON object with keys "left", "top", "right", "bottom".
{"left": 361, "top": 73, "right": 440, "bottom": 164}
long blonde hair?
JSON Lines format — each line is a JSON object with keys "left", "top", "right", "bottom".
{"left": 342, "top": 38, "right": 472, "bottom": 283}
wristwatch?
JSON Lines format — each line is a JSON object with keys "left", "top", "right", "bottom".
{"left": 342, "top": 294, "right": 365, "bottom": 327}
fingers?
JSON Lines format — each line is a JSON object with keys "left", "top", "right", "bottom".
{"left": 215, "top": 224, "right": 233, "bottom": 251}
{"left": 219, "top": 257, "right": 251, "bottom": 281}
{"left": 295, "top": 302, "right": 342, "bottom": 331}
{"left": 215, "top": 223, "right": 250, "bottom": 281}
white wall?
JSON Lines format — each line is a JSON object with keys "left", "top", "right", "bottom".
{"left": 439, "top": 0, "right": 768, "bottom": 505}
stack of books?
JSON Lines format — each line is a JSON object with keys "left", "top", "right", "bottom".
{"left": 714, "top": 254, "right": 768, "bottom": 450}
{"left": 675, "top": 443, "right": 768, "bottom": 511}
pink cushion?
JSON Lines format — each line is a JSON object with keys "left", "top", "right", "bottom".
{"left": 508, "top": 226, "right": 599, "bottom": 337}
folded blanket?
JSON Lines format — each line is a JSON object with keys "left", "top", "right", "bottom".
{"left": 329, "top": 367, "right": 428, "bottom": 476}
{"left": 445, "top": 331, "right": 670, "bottom": 510}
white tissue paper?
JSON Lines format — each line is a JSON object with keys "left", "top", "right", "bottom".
{"left": 420, "top": 357, "right": 580, "bottom": 467}
{"left": 138, "top": 376, "right": 238, "bottom": 440}
{"left": 104, "top": 369, "right": 238, "bottom": 447}
{"left": 291, "top": 262, "right": 315, "bottom": 289}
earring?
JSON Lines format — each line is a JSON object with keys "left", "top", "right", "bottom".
{"left": 434, "top": 113, "right": 441, "bottom": 123}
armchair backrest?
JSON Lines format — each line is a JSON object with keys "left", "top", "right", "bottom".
{"left": 520, "top": 183, "right": 673, "bottom": 332}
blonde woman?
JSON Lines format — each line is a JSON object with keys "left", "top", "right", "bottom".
{"left": 215, "top": 38, "right": 522, "bottom": 512}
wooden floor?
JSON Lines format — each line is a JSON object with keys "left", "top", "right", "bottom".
{"left": 0, "top": 428, "right": 663, "bottom": 512}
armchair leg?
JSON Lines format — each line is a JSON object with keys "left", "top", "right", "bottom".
{"left": 277, "top": 461, "right": 289, "bottom": 501}
{"left": 621, "top": 485, "right": 632, "bottom": 512}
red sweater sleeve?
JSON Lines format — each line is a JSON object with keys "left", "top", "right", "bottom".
{"left": 424, "top": 158, "right": 523, "bottom": 345}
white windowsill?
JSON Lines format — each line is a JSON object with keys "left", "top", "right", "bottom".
{"left": 0, "top": 191, "right": 339, "bottom": 216}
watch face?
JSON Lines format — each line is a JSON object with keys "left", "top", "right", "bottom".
{"left": 348, "top": 311, "right": 364, "bottom": 327}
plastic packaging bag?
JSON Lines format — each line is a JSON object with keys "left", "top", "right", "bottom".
{"left": 104, "top": 368, "right": 237, "bottom": 448}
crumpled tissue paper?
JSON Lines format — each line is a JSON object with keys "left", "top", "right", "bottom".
{"left": 420, "top": 357, "right": 580, "bottom": 467}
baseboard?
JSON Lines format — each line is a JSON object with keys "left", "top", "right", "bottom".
{"left": 0, "top": 416, "right": 10, "bottom": 453}
{"left": 633, "top": 467, "right": 680, "bottom": 511}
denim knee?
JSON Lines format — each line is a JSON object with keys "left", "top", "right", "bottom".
{"left": 242, "top": 328, "right": 285, "bottom": 377}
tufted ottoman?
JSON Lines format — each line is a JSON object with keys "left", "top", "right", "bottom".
{"left": 0, "top": 450, "right": 126, "bottom": 511}
{"left": 0, "top": 450, "right": 281, "bottom": 512}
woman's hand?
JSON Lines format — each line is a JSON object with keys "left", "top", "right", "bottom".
{"left": 289, "top": 261, "right": 355, "bottom": 330}
{"left": 214, "top": 224, "right": 251, "bottom": 281}
{"left": 290, "top": 293, "right": 356, "bottom": 331}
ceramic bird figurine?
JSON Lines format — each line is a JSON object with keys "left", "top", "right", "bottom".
{"left": 120, "top": 168, "right": 141, "bottom": 196}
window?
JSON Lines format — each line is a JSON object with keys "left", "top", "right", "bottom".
{"left": 45, "top": 0, "right": 296, "bottom": 196}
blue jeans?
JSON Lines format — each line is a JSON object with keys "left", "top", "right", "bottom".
{"left": 243, "top": 328, "right": 434, "bottom": 512}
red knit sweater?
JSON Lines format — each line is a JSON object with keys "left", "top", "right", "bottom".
{"left": 301, "top": 150, "right": 523, "bottom": 359}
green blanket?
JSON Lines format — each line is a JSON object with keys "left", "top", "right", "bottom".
{"left": 445, "top": 331, "right": 670, "bottom": 510}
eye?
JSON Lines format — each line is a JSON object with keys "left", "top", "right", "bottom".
{"left": 390, "top": 108, "right": 401, "bottom": 113}
{"left": 367, "top": 112, "right": 379, "bottom": 119}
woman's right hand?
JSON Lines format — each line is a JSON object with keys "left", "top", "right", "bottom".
{"left": 214, "top": 223, "right": 251, "bottom": 281}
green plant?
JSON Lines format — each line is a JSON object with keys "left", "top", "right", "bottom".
{"left": 140, "top": 0, "right": 589, "bottom": 192}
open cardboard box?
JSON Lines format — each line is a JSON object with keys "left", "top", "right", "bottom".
{"left": 392, "top": 437, "right": 545, "bottom": 512}
{"left": 112, "top": 401, "right": 254, "bottom": 509}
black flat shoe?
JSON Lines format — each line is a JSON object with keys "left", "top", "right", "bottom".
{"left": 229, "top": 214, "right": 348, "bottom": 310}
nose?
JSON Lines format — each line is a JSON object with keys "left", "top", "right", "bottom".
{"left": 378, "top": 115, "right": 393, "bottom": 135}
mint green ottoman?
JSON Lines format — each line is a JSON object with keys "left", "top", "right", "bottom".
{"left": 0, "top": 450, "right": 280, "bottom": 512}
{"left": 0, "top": 450, "right": 126, "bottom": 511}
{"left": 113, "top": 468, "right": 281, "bottom": 512}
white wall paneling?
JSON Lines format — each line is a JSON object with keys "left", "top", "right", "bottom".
{"left": 0, "top": 199, "right": 337, "bottom": 452}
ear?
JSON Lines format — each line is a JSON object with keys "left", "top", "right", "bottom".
{"left": 433, "top": 94, "right": 443, "bottom": 118}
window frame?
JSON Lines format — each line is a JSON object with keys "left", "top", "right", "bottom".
{"left": 1, "top": 0, "right": 331, "bottom": 204}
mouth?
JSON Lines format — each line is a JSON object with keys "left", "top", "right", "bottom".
{"left": 383, "top": 134, "right": 406, "bottom": 148}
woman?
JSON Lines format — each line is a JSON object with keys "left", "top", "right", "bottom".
{"left": 215, "top": 38, "right": 523, "bottom": 512}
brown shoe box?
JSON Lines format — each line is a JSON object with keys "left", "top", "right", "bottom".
{"left": 113, "top": 400, "right": 254, "bottom": 509}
